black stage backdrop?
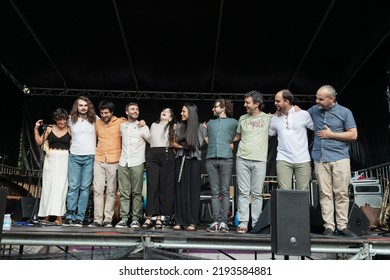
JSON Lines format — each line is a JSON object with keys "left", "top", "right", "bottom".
{"left": 15, "top": 95, "right": 277, "bottom": 177}
{"left": 2, "top": 85, "right": 390, "bottom": 175}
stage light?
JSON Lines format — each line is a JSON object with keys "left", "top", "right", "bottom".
{"left": 22, "top": 84, "right": 30, "bottom": 94}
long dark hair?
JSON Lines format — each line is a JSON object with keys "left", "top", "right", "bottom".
{"left": 177, "top": 103, "right": 199, "bottom": 151}
{"left": 69, "top": 96, "right": 96, "bottom": 124}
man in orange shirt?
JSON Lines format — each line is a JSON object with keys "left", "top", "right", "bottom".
{"left": 89, "top": 100, "right": 126, "bottom": 227}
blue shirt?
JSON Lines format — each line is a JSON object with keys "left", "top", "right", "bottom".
{"left": 204, "top": 117, "right": 238, "bottom": 159}
{"left": 308, "top": 102, "right": 356, "bottom": 163}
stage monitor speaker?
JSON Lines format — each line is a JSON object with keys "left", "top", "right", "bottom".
{"left": 348, "top": 201, "right": 370, "bottom": 236}
{"left": 250, "top": 199, "right": 271, "bottom": 234}
{"left": 271, "top": 190, "right": 311, "bottom": 256}
{"left": 310, "top": 200, "right": 370, "bottom": 236}
{"left": 0, "top": 187, "right": 8, "bottom": 240}
{"left": 13, "top": 197, "right": 39, "bottom": 222}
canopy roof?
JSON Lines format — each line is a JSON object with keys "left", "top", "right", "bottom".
{"left": 1, "top": 0, "right": 390, "bottom": 102}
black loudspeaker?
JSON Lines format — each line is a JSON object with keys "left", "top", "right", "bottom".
{"left": 13, "top": 197, "right": 39, "bottom": 221}
{"left": 310, "top": 204, "right": 324, "bottom": 234}
{"left": 250, "top": 199, "right": 271, "bottom": 234}
{"left": 0, "top": 187, "right": 8, "bottom": 239}
{"left": 348, "top": 201, "right": 370, "bottom": 236}
{"left": 271, "top": 190, "right": 311, "bottom": 256}
{"left": 310, "top": 201, "right": 369, "bottom": 236}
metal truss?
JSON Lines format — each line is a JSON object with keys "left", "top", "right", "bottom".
{"left": 28, "top": 87, "right": 316, "bottom": 103}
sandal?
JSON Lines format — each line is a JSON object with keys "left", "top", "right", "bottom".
{"left": 186, "top": 224, "right": 197, "bottom": 231}
{"left": 142, "top": 218, "right": 153, "bottom": 229}
{"left": 54, "top": 216, "right": 62, "bottom": 225}
{"left": 236, "top": 227, "right": 248, "bottom": 234}
{"left": 173, "top": 224, "right": 182, "bottom": 230}
{"left": 155, "top": 218, "right": 163, "bottom": 229}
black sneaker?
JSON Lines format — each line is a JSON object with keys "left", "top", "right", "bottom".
{"left": 323, "top": 228, "right": 334, "bottom": 236}
{"left": 115, "top": 219, "right": 128, "bottom": 228}
{"left": 88, "top": 221, "right": 102, "bottom": 227}
{"left": 130, "top": 220, "right": 141, "bottom": 229}
{"left": 73, "top": 219, "right": 83, "bottom": 227}
{"left": 103, "top": 221, "right": 113, "bottom": 228}
{"left": 339, "top": 228, "right": 357, "bottom": 237}
{"left": 63, "top": 219, "right": 74, "bottom": 226}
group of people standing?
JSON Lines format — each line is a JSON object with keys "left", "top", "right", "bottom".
{"left": 33, "top": 83, "right": 358, "bottom": 237}
{"left": 203, "top": 85, "right": 357, "bottom": 237}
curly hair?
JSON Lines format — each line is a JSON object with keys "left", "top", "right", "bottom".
{"left": 69, "top": 96, "right": 96, "bottom": 124}
{"left": 215, "top": 99, "right": 234, "bottom": 117}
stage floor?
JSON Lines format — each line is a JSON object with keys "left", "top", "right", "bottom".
{"left": 1, "top": 222, "right": 390, "bottom": 260}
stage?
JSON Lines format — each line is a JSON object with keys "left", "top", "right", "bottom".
{"left": 1, "top": 223, "right": 390, "bottom": 260}
{"left": 2, "top": 167, "right": 390, "bottom": 260}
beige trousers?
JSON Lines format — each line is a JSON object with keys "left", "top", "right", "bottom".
{"left": 92, "top": 161, "right": 119, "bottom": 224}
{"left": 314, "top": 158, "right": 351, "bottom": 231}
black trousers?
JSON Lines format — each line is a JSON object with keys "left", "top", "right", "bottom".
{"left": 174, "top": 156, "right": 201, "bottom": 226}
{"left": 145, "top": 147, "right": 175, "bottom": 217}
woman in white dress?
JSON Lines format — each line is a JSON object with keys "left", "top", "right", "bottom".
{"left": 34, "top": 108, "right": 71, "bottom": 225}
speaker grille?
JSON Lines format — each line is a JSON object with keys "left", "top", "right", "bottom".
{"left": 271, "top": 190, "right": 311, "bottom": 256}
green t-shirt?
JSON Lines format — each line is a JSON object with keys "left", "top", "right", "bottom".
{"left": 236, "top": 112, "right": 272, "bottom": 162}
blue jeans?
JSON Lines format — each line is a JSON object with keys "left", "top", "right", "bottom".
{"left": 206, "top": 158, "right": 233, "bottom": 224}
{"left": 66, "top": 153, "right": 94, "bottom": 221}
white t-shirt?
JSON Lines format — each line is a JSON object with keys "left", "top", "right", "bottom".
{"left": 68, "top": 117, "right": 96, "bottom": 155}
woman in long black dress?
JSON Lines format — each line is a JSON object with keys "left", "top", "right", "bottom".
{"left": 172, "top": 103, "right": 204, "bottom": 231}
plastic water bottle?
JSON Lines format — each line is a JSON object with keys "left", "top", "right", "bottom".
{"left": 3, "top": 214, "right": 11, "bottom": 231}
{"left": 234, "top": 211, "right": 239, "bottom": 226}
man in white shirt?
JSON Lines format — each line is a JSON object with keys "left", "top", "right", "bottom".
{"left": 116, "top": 102, "right": 150, "bottom": 229}
{"left": 268, "top": 89, "right": 314, "bottom": 190}
{"left": 64, "top": 96, "right": 97, "bottom": 227}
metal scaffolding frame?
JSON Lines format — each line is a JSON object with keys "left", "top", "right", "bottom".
{"left": 25, "top": 87, "right": 317, "bottom": 103}
{"left": 1, "top": 227, "right": 390, "bottom": 260}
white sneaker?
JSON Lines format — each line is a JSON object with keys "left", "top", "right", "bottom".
{"left": 219, "top": 222, "right": 230, "bottom": 233}
{"left": 103, "top": 221, "right": 112, "bottom": 228}
{"left": 115, "top": 219, "right": 128, "bottom": 228}
{"left": 207, "top": 222, "right": 220, "bottom": 232}
{"left": 130, "top": 220, "right": 141, "bottom": 228}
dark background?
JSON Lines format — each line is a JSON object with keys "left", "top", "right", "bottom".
{"left": 1, "top": 0, "right": 390, "bottom": 174}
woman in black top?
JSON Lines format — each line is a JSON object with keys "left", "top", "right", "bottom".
{"left": 34, "top": 108, "right": 71, "bottom": 225}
